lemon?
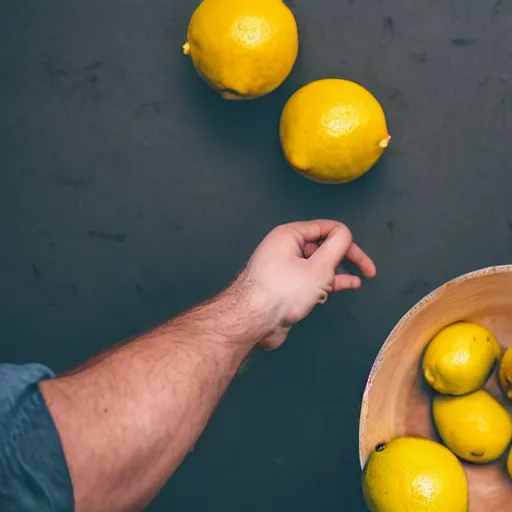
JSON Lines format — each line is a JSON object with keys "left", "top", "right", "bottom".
{"left": 423, "top": 321, "right": 500, "bottom": 395}
{"left": 362, "top": 436, "right": 468, "bottom": 512}
{"left": 499, "top": 347, "right": 512, "bottom": 401}
{"left": 279, "top": 79, "right": 390, "bottom": 184}
{"left": 507, "top": 446, "right": 512, "bottom": 479}
{"left": 433, "top": 390, "right": 512, "bottom": 463}
{"left": 183, "top": 0, "right": 298, "bottom": 99}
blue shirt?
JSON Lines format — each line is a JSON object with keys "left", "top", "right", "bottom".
{"left": 0, "top": 364, "right": 74, "bottom": 511}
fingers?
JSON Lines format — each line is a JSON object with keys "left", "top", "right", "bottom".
{"left": 283, "top": 220, "right": 347, "bottom": 243}
{"left": 317, "top": 292, "right": 328, "bottom": 303}
{"left": 309, "top": 224, "right": 353, "bottom": 270}
{"left": 303, "top": 242, "right": 319, "bottom": 258}
{"left": 345, "top": 243, "right": 377, "bottom": 278}
{"left": 277, "top": 219, "right": 377, "bottom": 284}
{"left": 331, "top": 274, "right": 362, "bottom": 292}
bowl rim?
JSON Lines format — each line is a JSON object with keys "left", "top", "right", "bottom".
{"left": 358, "top": 264, "right": 512, "bottom": 468}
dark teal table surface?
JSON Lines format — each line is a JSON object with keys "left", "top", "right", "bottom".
{"left": 2, "top": 1, "right": 512, "bottom": 510}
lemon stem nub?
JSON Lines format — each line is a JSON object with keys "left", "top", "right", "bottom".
{"left": 182, "top": 42, "right": 191, "bottom": 55}
{"left": 379, "top": 135, "right": 391, "bottom": 149}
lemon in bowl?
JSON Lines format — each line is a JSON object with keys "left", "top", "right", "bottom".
{"left": 433, "top": 390, "right": 512, "bottom": 463}
{"left": 362, "top": 436, "right": 468, "bottom": 512}
{"left": 499, "top": 348, "right": 512, "bottom": 400}
{"left": 423, "top": 321, "right": 500, "bottom": 395}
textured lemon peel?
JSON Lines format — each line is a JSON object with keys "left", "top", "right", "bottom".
{"left": 184, "top": 0, "right": 298, "bottom": 99}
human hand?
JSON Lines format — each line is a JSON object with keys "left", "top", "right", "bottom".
{"left": 236, "top": 220, "right": 376, "bottom": 350}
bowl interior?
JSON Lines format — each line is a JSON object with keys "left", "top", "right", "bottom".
{"left": 359, "top": 266, "right": 512, "bottom": 511}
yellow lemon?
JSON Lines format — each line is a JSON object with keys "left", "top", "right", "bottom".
{"left": 433, "top": 390, "right": 512, "bottom": 463}
{"left": 507, "top": 446, "right": 512, "bottom": 479}
{"left": 499, "top": 347, "right": 512, "bottom": 401}
{"left": 183, "top": 0, "right": 298, "bottom": 99}
{"left": 362, "top": 437, "right": 468, "bottom": 512}
{"left": 279, "top": 79, "right": 390, "bottom": 183}
{"left": 423, "top": 321, "right": 500, "bottom": 395}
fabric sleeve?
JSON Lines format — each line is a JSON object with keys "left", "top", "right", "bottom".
{"left": 0, "top": 363, "right": 74, "bottom": 511}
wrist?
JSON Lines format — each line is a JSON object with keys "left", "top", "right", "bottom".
{"left": 221, "top": 271, "right": 279, "bottom": 343}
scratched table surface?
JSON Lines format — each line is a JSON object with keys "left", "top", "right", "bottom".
{"left": 2, "top": 0, "right": 512, "bottom": 510}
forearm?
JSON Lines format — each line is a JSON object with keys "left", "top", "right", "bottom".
{"left": 36, "top": 219, "right": 376, "bottom": 512}
{"left": 40, "top": 282, "right": 266, "bottom": 512}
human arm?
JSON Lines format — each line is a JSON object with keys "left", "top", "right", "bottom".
{"left": 39, "top": 219, "right": 376, "bottom": 512}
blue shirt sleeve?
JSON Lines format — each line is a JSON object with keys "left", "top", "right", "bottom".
{"left": 0, "top": 364, "right": 74, "bottom": 511}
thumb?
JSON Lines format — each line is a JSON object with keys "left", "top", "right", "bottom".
{"left": 309, "top": 225, "right": 353, "bottom": 271}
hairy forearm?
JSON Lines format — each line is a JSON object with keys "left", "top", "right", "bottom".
{"left": 36, "top": 219, "right": 374, "bottom": 512}
{"left": 40, "top": 282, "right": 267, "bottom": 512}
